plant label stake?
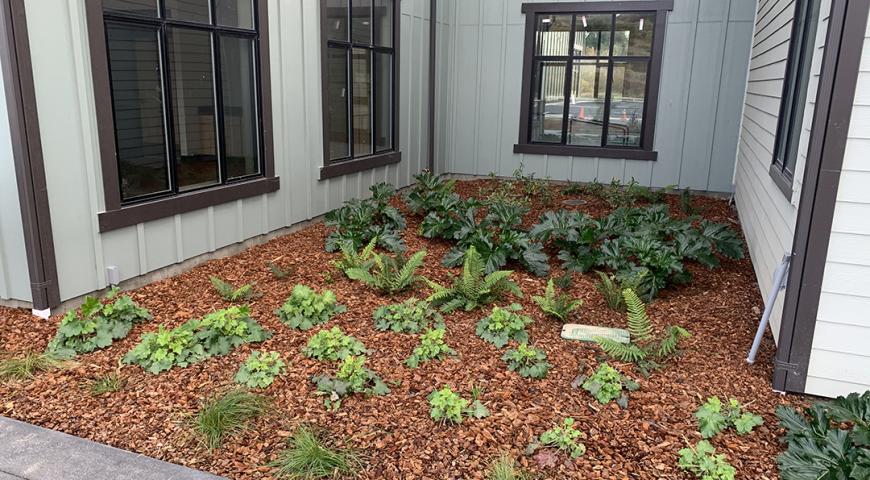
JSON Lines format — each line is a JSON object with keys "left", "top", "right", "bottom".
{"left": 560, "top": 324, "right": 630, "bottom": 344}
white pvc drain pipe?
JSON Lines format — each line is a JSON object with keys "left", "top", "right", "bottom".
{"left": 746, "top": 254, "right": 791, "bottom": 364}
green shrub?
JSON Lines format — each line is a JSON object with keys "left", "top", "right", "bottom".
{"left": 234, "top": 351, "right": 286, "bottom": 389}
{"left": 532, "top": 278, "right": 582, "bottom": 322}
{"left": 501, "top": 343, "right": 550, "bottom": 379}
{"left": 47, "top": 289, "right": 151, "bottom": 358}
{"left": 695, "top": 397, "right": 763, "bottom": 438}
{"left": 485, "top": 454, "right": 529, "bottom": 480}
{"left": 270, "top": 425, "right": 360, "bottom": 479}
{"left": 303, "top": 327, "right": 366, "bottom": 362}
{"left": 275, "top": 285, "right": 346, "bottom": 331}
{"left": 193, "top": 389, "right": 269, "bottom": 450}
{"left": 209, "top": 276, "right": 259, "bottom": 302}
{"left": 124, "top": 306, "right": 271, "bottom": 373}
{"left": 594, "top": 289, "right": 690, "bottom": 370}
{"left": 0, "top": 352, "right": 65, "bottom": 382}
{"left": 678, "top": 440, "right": 736, "bottom": 480}
{"left": 475, "top": 304, "right": 532, "bottom": 348}
{"left": 776, "top": 391, "right": 870, "bottom": 480}
{"left": 312, "top": 355, "right": 390, "bottom": 410}
{"left": 427, "top": 385, "right": 489, "bottom": 425}
{"left": 537, "top": 418, "right": 586, "bottom": 459}
{"left": 332, "top": 237, "right": 377, "bottom": 275}
{"left": 419, "top": 194, "right": 481, "bottom": 240}
{"left": 578, "top": 363, "right": 639, "bottom": 407}
{"left": 372, "top": 297, "right": 443, "bottom": 333}
{"left": 325, "top": 183, "right": 406, "bottom": 253}
{"left": 406, "top": 328, "right": 455, "bottom": 368}
{"left": 426, "top": 246, "right": 522, "bottom": 312}
{"left": 405, "top": 171, "right": 457, "bottom": 215}
{"left": 346, "top": 249, "right": 426, "bottom": 294}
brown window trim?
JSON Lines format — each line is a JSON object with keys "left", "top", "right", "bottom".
{"left": 515, "top": 1, "right": 672, "bottom": 160}
{"left": 85, "top": 0, "right": 277, "bottom": 233}
{"left": 319, "top": 0, "right": 401, "bottom": 180}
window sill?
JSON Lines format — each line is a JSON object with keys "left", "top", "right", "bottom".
{"left": 320, "top": 151, "right": 401, "bottom": 179}
{"left": 769, "top": 164, "right": 795, "bottom": 202}
{"left": 513, "top": 143, "right": 658, "bottom": 161}
{"left": 98, "top": 176, "right": 280, "bottom": 233}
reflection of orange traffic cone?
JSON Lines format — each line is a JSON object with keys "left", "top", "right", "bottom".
{"left": 622, "top": 109, "right": 628, "bottom": 121}
{"left": 579, "top": 106, "right": 586, "bottom": 120}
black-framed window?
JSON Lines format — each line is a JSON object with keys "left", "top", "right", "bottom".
{"left": 771, "top": 0, "right": 821, "bottom": 197}
{"left": 320, "top": 0, "right": 401, "bottom": 179}
{"left": 514, "top": 1, "right": 672, "bottom": 161}
{"left": 101, "top": 0, "right": 265, "bottom": 204}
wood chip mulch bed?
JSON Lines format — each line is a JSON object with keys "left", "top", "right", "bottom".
{"left": 0, "top": 180, "right": 805, "bottom": 479}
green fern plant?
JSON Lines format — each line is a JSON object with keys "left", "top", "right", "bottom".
{"left": 594, "top": 270, "right": 649, "bottom": 311}
{"left": 425, "top": 246, "right": 522, "bottom": 312}
{"left": 210, "top": 276, "right": 259, "bottom": 302}
{"left": 532, "top": 278, "right": 582, "bottom": 322}
{"left": 346, "top": 249, "right": 426, "bottom": 295}
{"left": 594, "top": 289, "right": 690, "bottom": 367}
{"left": 333, "top": 237, "right": 378, "bottom": 275}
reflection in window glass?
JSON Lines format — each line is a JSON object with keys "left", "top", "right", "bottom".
{"left": 352, "top": 48, "right": 372, "bottom": 156}
{"left": 531, "top": 61, "right": 567, "bottom": 144}
{"left": 607, "top": 61, "right": 647, "bottom": 147}
{"left": 216, "top": 0, "right": 254, "bottom": 29}
{"left": 568, "top": 60, "right": 608, "bottom": 146}
{"left": 164, "top": 0, "right": 211, "bottom": 24}
{"left": 103, "top": 0, "right": 159, "bottom": 17}
{"left": 373, "top": 0, "right": 392, "bottom": 47}
{"left": 613, "top": 13, "right": 654, "bottom": 56}
{"left": 221, "top": 36, "right": 260, "bottom": 179}
{"left": 374, "top": 52, "right": 392, "bottom": 152}
{"left": 327, "top": 48, "right": 350, "bottom": 160}
{"left": 167, "top": 28, "right": 220, "bottom": 191}
{"left": 573, "top": 14, "right": 612, "bottom": 56}
{"left": 106, "top": 24, "right": 170, "bottom": 200}
{"left": 352, "top": 0, "right": 372, "bottom": 44}
{"left": 325, "top": 0, "right": 349, "bottom": 42}
{"left": 535, "top": 14, "right": 572, "bottom": 56}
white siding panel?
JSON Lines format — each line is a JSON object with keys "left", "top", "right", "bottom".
{"left": 817, "top": 291, "right": 870, "bottom": 328}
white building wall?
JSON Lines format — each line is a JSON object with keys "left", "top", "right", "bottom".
{"left": 804, "top": 14, "right": 870, "bottom": 398}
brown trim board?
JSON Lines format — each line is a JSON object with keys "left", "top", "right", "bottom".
{"left": 773, "top": 0, "right": 870, "bottom": 393}
{"left": 0, "top": 0, "right": 61, "bottom": 310}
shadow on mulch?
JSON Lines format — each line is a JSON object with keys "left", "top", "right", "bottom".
{"left": 0, "top": 180, "right": 803, "bottom": 480}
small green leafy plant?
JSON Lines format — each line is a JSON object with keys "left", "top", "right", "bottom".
{"left": 0, "top": 351, "right": 65, "bottom": 382}
{"left": 532, "top": 278, "right": 582, "bottom": 322}
{"left": 406, "top": 328, "right": 455, "bottom": 368}
{"left": 536, "top": 418, "right": 586, "bottom": 459}
{"left": 325, "top": 182, "right": 406, "bottom": 253}
{"left": 405, "top": 171, "right": 457, "bottom": 215}
{"left": 303, "top": 327, "right": 366, "bottom": 362}
{"left": 776, "top": 391, "right": 870, "bottom": 480}
{"left": 275, "top": 285, "right": 346, "bottom": 331}
{"left": 312, "top": 355, "right": 389, "bottom": 410}
{"left": 333, "top": 237, "right": 377, "bottom": 275}
{"left": 47, "top": 289, "right": 151, "bottom": 358}
{"left": 678, "top": 440, "right": 736, "bottom": 480}
{"left": 594, "top": 289, "right": 690, "bottom": 369}
{"left": 270, "top": 425, "right": 360, "bottom": 479}
{"left": 428, "top": 386, "right": 490, "bottom": 424}
{"left": 373, "top": 298, "right": 443, "bottom": 333}
{"left": 695, "top": 396, "right": 763, "bottom": 438}
{"left": 501, "top": 343, "right": 550, "bottom": 379}
{"left": 193, "top": 389, "right": 270, "bottom": 450}
{"left": 426, "top": 246, "right": 523, "bottom": 312}
{"left": 209, "top": 276, "right": 259, "bottom": 302}
{"left": 346, "top": 249, "right": 427, "bottom": 295}
{"left": 578, "top": 363, "right": 639, "bottom": 407}
{"left": 234, "top": 351, "right": 287, "bottom": 389}
{"left": 475, "top": 304, "right": 532, "bottom": 348}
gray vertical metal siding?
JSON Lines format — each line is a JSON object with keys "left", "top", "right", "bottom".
{"left": 22, "top": 0, "right": 430, "bottom": 303}
{"left": 435, "top": 0, "right": 757, "bottom": 191}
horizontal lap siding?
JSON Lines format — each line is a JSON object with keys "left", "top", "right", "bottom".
{"left": 23, "top": 0, "right": 429, "bottom": 302}
{"left": 734, "top": 0, "right": 830, "bottom": 338}
{"left": 435, "top": 0, "right": 756, "bottom": 192}
{"left": 805, "top": 15, "right": 870, "bottom": 397}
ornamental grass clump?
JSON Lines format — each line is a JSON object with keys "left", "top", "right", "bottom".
{"left": 47, "top": 288, "right": 151, "bottom": 359}
{"left": 501, "top": 343, "right": 550, "bottom": 379}
{"left": 0, "top": 351, "right": 65, "bottom": 382}
{"left": 405, "top": 328, "right": 455, "bottom": 368}
{"left": 372, "top": 297, "right": 443, "bottom": 333}
{"left": 475, "top": 304, "right": 532, "bottom": 348}
{"left": 234, "top": 351, "right": 287, "bottom": 389}
{"left": 275, "top": 285, "right": 346, "bottom": 331}
{"left": 485, "top": 453, "right": 529, "bottom": 480}
{"left": 193, "top": 389, "right": 270, "bottom": 450}
{"left": 303, "top": 327, "right": 366, "bottom": 362}
{"left": 270, "top": 425, "right": 360, "bottom": 479}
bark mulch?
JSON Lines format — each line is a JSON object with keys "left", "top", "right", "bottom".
{"left": 0, "top": 180, "right": 804, "bottom": 479}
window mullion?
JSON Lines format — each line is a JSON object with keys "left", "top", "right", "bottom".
{"left": 348, "top": 46, "right": 355, "bottom": 160}
{"left": 213, "top": 32, "right": 228, "bottom": 184}
{"left": 560, "top": 15, "right": 577, "bottom": 145}
{"left": 600, "top": 14, "right": 617, "bottom": 148}
{"left": 158, "top": 24, "right": 180, "bottom": 194}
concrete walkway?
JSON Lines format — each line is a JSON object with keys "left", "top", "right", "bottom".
{"left": 0, "top": 417, "right": 224, "bottom": 480}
